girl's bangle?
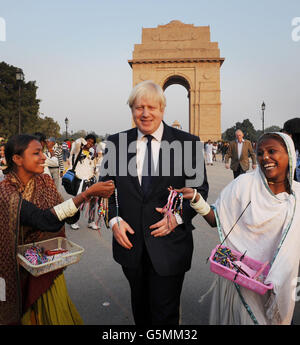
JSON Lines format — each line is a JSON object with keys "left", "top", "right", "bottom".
{"left": 191, "top": 189, "right": 198, "bottom": 203}
{"left": 53, "top": 199, "right": 78, "bottom": 221}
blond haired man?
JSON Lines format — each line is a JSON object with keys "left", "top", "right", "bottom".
{"left": 101, "top": 80, "right": 208, "bottom": 325}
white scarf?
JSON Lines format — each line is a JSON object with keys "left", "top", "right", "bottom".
{"left": 213, "top": 133, "right": 300, "bottom": 324}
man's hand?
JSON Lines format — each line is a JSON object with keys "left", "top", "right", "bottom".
{"left": 252, "top": 164, "right": 257, "bottom": 170}
{"left": 149, "top": 207, "right": 178, "bottom": 237}
{"left": 112, "top": 220, "right": 135, "bottom": 250}
{"left": 225, "top": 163, "right": 230, "bottom": 169}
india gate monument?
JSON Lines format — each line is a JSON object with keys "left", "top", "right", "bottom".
{"left": 128, "top": 20, "right": 224, "bottom": 141}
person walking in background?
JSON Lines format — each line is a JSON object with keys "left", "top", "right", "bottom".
{"left": 34, "top": 132, "right": 51, "bottom": 177}
{"left": 225, "top": 129, "right": 256, "bottom": 178}
{"left": 205, "top": 139, "right": 213, "bottom": 165}
{"left": 62, "top": 140, "right": 70, "bottom": 162}
{"left": 212, "top": 142, "right": 218, "bottom": 162}
{"left": 282, "top": 117, "right": 300, "bottom": 182}
{"left": 44, "top": 137, "right": 64, "bottom": 190}
{"left": 220, "top": 142, "right": 229, "bottom": 162}
{"left": 68, "top": 134, "right": 99, "bottom": 230}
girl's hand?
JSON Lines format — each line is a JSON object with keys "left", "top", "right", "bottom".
{"left": 169, "top": 186, "right": 196, "bottom": 201}
{"left": 86, "top": 180, "right": 115, "bottom": 198}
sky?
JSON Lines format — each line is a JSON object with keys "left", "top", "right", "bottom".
{"left": 0, "top": 0, "right": 299, "bottom": 136}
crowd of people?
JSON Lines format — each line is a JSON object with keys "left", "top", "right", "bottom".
{"left": 0, "top": 80, "right": 300, "bottom": 326}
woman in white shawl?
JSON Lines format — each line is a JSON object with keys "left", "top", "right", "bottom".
{"left": 175, "top": 132, "right": 300, "bottom": 325}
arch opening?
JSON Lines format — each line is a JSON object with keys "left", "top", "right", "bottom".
{"left": 163, "top": 77, "right": 190, "bottom": 132}
{"left": 163, "top": 75, "right": 190, "bottom": 93}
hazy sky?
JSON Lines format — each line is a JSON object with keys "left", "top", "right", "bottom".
{"left": 1, "top": 0, "right": 299, "bottom": 136}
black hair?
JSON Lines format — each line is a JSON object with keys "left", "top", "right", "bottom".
{"left": 4, "top": 134, "right": 39, "bottom": 175}
{"left": 85, "top": 134, "right": 97, "bottom": 144}
{"left": 33, "top": 132, "right": 46, "bottom": 143}
{"left": 283, "top": 118, "right": 300, "bottom": 151}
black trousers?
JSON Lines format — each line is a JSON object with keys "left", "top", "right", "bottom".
{"left": 122, "top": 245, "right": 185, "bottom": 326}
{"left": 233, "top": 164, "right": 246, "bottom": 179}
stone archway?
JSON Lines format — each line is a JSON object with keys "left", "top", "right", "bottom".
{"left": 128, "top": 20, "right": 224, "bottom": 141}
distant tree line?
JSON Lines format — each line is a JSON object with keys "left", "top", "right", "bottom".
{"left": 60, "top": 130, "right": 110, "bottom": 143}
{"left": 0, "top": 61, "right": 109, "bottom": 141}
{"left": 0, "top": 61, "right": 60, "bottom": 138}
{"left": 222, "top": 118, "right": 281, "bottom": 142}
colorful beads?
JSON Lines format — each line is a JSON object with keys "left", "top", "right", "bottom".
{"left": 97, "top": 196, "right": 109, "bottom": 229}
{"left": 213, "top": 247, "right": 237, "bottom": 268}
{"left": 24, "top": 245, "right": 49, "bottom": 265}
{"left": 162, "top": 189, "right": 184, "bottom": 217}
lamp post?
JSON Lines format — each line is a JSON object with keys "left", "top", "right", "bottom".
{"left": 65, "top": 117, "right": 69, "bottom": 139}
{"left": 16, "top": 69, "right": 24, "bottom": 134}
{"left": 261, "top": 101, "right": 266, "bottom": 134}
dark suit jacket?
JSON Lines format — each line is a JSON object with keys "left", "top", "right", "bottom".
{"left": 100, "top": 122, "right": 209, "bottom": 276}
{"left": 225, "top": 139, "right": 257, "bottom": 172}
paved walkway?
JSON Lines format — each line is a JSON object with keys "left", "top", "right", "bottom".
{"left": 62, "top": 155, "right": 300, "bottom": 325}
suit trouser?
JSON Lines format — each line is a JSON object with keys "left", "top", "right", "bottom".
{"left": 122, "top": 244, "right": 185, "bottom": 325}
{"left": 233, "top": 164, "right": 246, "bottom": 179}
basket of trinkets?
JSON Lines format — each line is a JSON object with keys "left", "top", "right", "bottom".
{"left": 209, "top": 245, "right": 273, "bottom": 295}
{"left": 17, "top": 237, "right": 84, "bottom": 277}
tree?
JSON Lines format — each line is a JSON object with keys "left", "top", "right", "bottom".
{"left": 0, "top": 61, "right": 61, "bottom": 138}
{"left": 37, "top": 116, "right": 61, "bottom": 138}
{"left": 255, "top": 125, "right": 282, "bottom": 141}
{"left": 222, "top": 118, "right": 258, "bottom": 142}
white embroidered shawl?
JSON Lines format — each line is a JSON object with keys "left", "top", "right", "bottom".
{"left": 213, "top": 133, "right": 300, "bottom": 324}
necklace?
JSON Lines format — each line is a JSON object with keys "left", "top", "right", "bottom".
{"left": 267, "top": 180, "right": 286, "bottom": 185}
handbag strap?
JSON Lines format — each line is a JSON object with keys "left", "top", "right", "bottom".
{"left": 72, "top": 144, "right": 83, "bottom": 171}
{"left": 213, "top": 201, "right": 251, "bottom": 248}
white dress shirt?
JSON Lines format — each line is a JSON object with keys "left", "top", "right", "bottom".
{"left": 136, "top": 122, "right": 163, "bottom": 184}
{"left": 237, "top": 139, "right": 244, "bottom": 159}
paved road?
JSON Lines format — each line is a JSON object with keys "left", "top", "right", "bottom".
{"left": 62, "top": 156, "right": 300, "bottom": 325}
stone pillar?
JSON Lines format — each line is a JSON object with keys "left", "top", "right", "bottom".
{"left": 189, "top": 89, "right": 195, "bottom": 134}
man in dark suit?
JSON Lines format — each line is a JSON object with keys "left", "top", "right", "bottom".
{"left": 100, "top": 81, "right": 208, "bottom": 325}
{"left": 225, "top": 129, "right": 257, "bottom": 179}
